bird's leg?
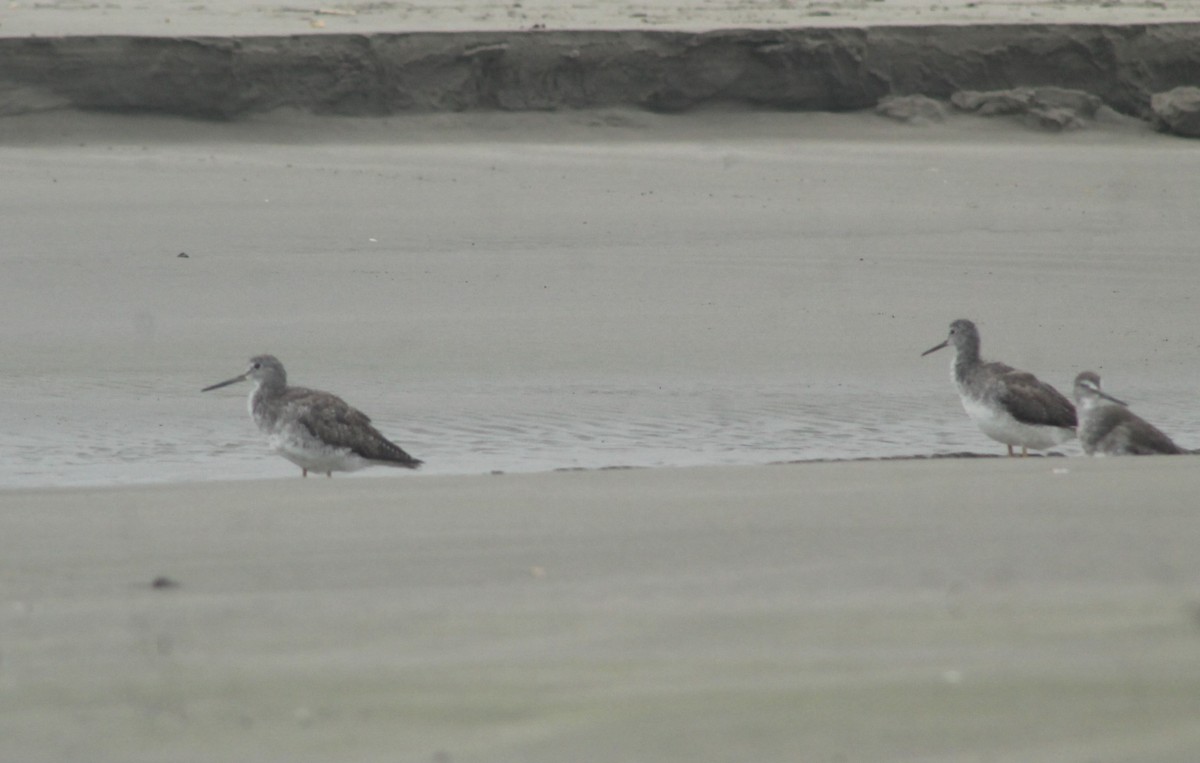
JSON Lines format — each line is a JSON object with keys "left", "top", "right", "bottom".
{"left": 302, "top": 469, "right": 308, "bottom": 478}
{"left": 1006, "top": 444, "right": 1015, "bottom": 457}
{"left": 1021, "top": 446, "right": 1029, "bottom": 457}
{"left": 325, "top": 471, "right": 332, "bottom": 478}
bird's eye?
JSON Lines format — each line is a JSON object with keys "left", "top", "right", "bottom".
{"left": 252, "top": 362, "right": 261, "bottom": 369}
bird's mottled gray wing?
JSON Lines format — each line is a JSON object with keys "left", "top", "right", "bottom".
{"left": 286, "top": 388, "right": 422, "bottom": 468}
{"left": 1084, "top": 406, "right": 1126, "bottom": 454}
{"left": 1093, "top": 407, "right": 1183, "bottom": 455}
{"left": 994, "top": 368, "right": 1078, "bottom": 429}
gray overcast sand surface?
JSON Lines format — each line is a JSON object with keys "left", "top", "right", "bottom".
{"left": 4, "top": 460, "right": 1200, "bottom": 762}
{"left": 2, "top": 77, "right": 1200, "bottom": 763}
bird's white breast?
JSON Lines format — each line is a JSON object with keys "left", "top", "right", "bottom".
{"left": 960, "top": 393, "right": 1073, "bottom": 450}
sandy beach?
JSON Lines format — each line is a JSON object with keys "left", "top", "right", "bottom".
{"left": 4, "top": 459, "right": 1200, "bottom": 762}
{"left": 3, "top": 0, "right": 1200, "bottom": 758}
{"left": 2, "top": 104, "right": 1199, "bottom": 762}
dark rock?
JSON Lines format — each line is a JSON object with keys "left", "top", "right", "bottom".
{"left": 952, "top": 89, "right": 1030, "bottom": 116}
{"left": 1029, "top": 86, "right": 1103, "bottom": 117}
{"left": 1025, "top": 105, "right": 1085, "bottom": 131}
{"left": 1150, "top": 85, "right": 1200, "bottom": 136}
{"left": 0, "top": 82, "right": 70, "bottom": 116}
{"left": 875, "top": 94, "right": 947, "bottom": 124}
{"left": 951, "top": 86, "right": 1103, "bottom": 130}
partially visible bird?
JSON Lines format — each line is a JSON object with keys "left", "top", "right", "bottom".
{"left": 922, "top": 319, "right": 1077, "bottom": 456}
{"left": 1073, "top": 371, "right": 1185, "bottom": 456}
{"left": 203, "top": 355, "right": 422, "bottom": 477}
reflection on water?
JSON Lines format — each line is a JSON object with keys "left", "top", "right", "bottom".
{"left": 1, "top": 379, "right": 1193, "bottom": 489}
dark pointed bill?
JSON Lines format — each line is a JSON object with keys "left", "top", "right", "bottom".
{"left": 1077, "top": 375, "right": 1128, "bottom": 407}
{"left": 921, "top": 339, "right": 949, "bottom": 357}
{"left": 1094, "top": 388, "right": 1128, "bottom": 406}
{"left": 202, "top": 372, "right": 248, "bottom": 392}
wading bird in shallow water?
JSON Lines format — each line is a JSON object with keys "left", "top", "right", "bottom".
{"left": 1072, "top": 371, "right": 1186, "bottom": 456}
{"left": 922, "top": 319, "right": 1076, "bottom": 456}
{"left": 203, "top": 355, "right": 422, "bottom": 477}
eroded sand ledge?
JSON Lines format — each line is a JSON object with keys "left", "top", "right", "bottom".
{"left": 2, "top": 23, "right": 1200, "bottom": 118}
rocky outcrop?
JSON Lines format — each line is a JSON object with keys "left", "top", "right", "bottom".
{"left": 951, "top": 86, "right": 1103, "bottom": 130}
{"left": 0, "top": 23, "right": 1197, "bottom": 120}
{"left": 874, "top": 94, "right": 947, "bottom": 124}
{"left": 1150, "top": 85, "right": 1200, "bottom": 137}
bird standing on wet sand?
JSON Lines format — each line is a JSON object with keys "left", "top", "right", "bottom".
{"left": 202, "top": 355, "right": 422, "bottom": 477}
{"left": 1072, "top": 371, "right": 1186, "bottom": 456}
{"left": 922, "top": 319, "right": 1077, "bottom": 456}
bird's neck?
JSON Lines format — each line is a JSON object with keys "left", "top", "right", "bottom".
{"left": 952, "top": 346, "right": 981, "bottom": 385}
{"left": 249, "top": 381, "right": 284, "bottom": 428}
{"left": 1079, "top": 396, "right": 1115, "bottom": 413}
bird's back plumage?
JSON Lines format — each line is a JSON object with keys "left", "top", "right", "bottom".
{"left": 278, "top": 387, "right": 422, "bottom": 468}
{"left": 989, "top": 365, "right": 1078, "bottom": 430}
{"left": 1079, "top": 402, "right": 1184, "bottom": 456}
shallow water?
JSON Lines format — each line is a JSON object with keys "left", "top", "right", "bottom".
{"left": 2, "top": 378, "right": 948, "bottom": 487}
{"left": 2, "top": 374, "right": 1195, "bottom": 489}
{"left": 3, "top": 113, "right": 1199, "bottom": 490}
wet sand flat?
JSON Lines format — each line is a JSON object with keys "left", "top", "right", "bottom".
{"left": 2, "top": 104, "right": 1200, "bottom": 762}
{"left": 3, "top": 110, "right": 1200, "bottom": 485}
{"left": 3, "top": 458, "right": 1200, "bottom": 762}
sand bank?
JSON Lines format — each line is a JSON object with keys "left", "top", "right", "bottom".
{"left": 3, "top": 459, "right": 1199, "bottom": 762}
{"left": 3, "top": 23, "right": 1200, "bottom": 119}
{"left": 3, "top": 2, "right": 1200, "bottom": 120}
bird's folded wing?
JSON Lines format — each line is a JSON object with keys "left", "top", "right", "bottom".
{"left": 997, "top": 371, "right": 1078, "bottom": 429}
{"left": 293, "top": 391, "right": 419, "bottom": 464}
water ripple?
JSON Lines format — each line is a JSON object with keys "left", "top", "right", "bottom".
{"left": 0, "top": 379, "right": 1104, "bottom": 489}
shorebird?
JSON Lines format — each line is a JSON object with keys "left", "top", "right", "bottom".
{"left": 922, "top": 319, "right": 1076, "bottom": 456}
{"left": 202, "top": 355, "right": 422, "bottom": 477}
{"left": 1072, "top": 371, "right": 1185, "bottom": 456}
